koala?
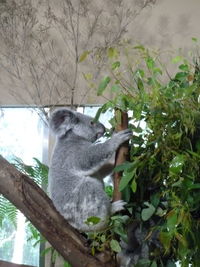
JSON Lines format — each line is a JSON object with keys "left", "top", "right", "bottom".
{"left": 48, "top": 108, "right": 132, "bottom": 232}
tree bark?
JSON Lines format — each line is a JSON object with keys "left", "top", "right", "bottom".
{"left": 113, "top": 110, "right": 129, "bottom": 202}
{"left": 0, "top": 156, "right": 116, "bottom": 267}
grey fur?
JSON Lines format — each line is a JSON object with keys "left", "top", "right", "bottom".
{"left": 48, "top": 108, "right": 132, "bottom": 232}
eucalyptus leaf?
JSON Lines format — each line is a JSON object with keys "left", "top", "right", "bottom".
{"left": 110, "top": 239, "right": 121, "bottom": 253}
{"left": 97, "top": 76, "right": 111, "bottom": 96}
{"left": 112, "top": 61, "right": 120, "bottom": 70}
{"left": 141, "top": 202, "right": 156, "bottom": 221}
{"left": 119, "top": 170, "right": 135, "bottom": 191}
{"left": 169, "top": 155, "right": 185, "bottom": 175}
{"left": 79, "top": 50, "right": 90, "bottom": 62}
{"left": 114, "top": 161, "right": 133, "bottom": 172}
{"left": 85, "top": 216, "right": 101, "bottom": 225}
{"left": 131, "top": 179, "right": 137, "bottom": 193}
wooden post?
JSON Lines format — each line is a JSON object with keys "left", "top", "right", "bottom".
{"left": 113, "top": 110, "right": 129, "bottom": 202}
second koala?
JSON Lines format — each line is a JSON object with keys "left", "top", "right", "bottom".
{"left": 48, "top": 108, "right": 132, "bottom": 232}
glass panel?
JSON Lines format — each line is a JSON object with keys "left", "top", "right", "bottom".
{"left": 0, "top": 108, "right": 45, "bottom": 266}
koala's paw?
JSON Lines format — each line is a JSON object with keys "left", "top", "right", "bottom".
{"left": 117, "top": 250, "right": 132, "bottom": 267}
{"left": 113, "top": 129, "right": 132, "bottom": 146}
{"left": 111, "top": 200, "right": 127, "bottom": 214}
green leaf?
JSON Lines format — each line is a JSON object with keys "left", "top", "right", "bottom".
{"left": 156, "top": 207, "right": 166, "bottom": 217}
{"left": 169, "top": 155, "right": 185, "bottom": 175}
{"left": 175, "top": 232, "right": 187, "bottom": 247}
{"left": 119, "top": 170, "right": 135, "bottom": 191}
{"left": 134, "top": 45, "right": 145, "bottom": 51}
{"left": 174, "top": 72, "right": 188, "bottom": 82}
{"left": 150, "top": 193, "right": 160, "bottom": 208}
{"left": 167, "top": 210, "right": 178, "bottom": 231}
{"left": 114, "top": 161, "right": 136, "bottom": 172}
{"left": 97, "top": 76, "right": 111, "bottom": 96}
{"left": 131, "top": 124, "right": 143, "bottom": 133}
{"left": 108, "top": 47, "right": 118, "bottom": 58}
{"left": 141, "top": 202, "right": 156, "bottom": 221}
{"left": 135, "top": 69, "right": 145, "bottom": 78}
{"left": 111, "top": 61, "right": 120, "bottom": 70}
{"left": 159, "top": 232, "right": 172, "bottom": 251}
{"left": 110, "top": 239, "right": 121, "bottom": 253}
{"left": 104, "top": 185, "right": 113, "bottom": 197}
{"left": 131, "top": 179, "right": 137, "bottom": 193}
{"left": 146, "top": 57, "right": 155, "bottom": 70}
{"left": 83, "top": 72, "right": 93, "bottom": 81}
{"left": 137, "top": 78, "right": 144, "bottom": 90}
{"left": 79, "top": 50, "right": 90, "bottom": 62}
{"left": 100, "top": 235, "right": 106, "bottom": 243}
{"left": 85, "top": 216, "right": 101, "bottom": 225}
{"left": 192, "top": 37, "right": 198, "bottom": 42}
{"left": 188, "top": 183, "right": 200, "bottom": 190}
{"left": 179, "top": 64, "right": 189, "bottom": 71}
{"left": 172, "top": 55, "right": 183, "bottom": 63}
{"left": 153, "top": 67, "right": 162, "bottom": 75}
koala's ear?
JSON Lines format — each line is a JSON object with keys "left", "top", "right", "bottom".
{"left": 49, "top": 108, "right": 78, "bottom": 137}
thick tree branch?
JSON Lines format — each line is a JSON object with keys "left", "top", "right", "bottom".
{"left": 113, "top": 110, "right": 129, "bottom": 202}
{"left": 0, "top": 156, "right": 116, "bottom": 267}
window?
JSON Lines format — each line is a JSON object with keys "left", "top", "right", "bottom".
{"left": 0, "top": 108, "right": 48, "bottom": 266}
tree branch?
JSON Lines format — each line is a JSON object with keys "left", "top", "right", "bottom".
{"left": 113, "top": 110, "right": 129, "bottom": 202}
{"left": 0, "top": 156, "right": 116, "bottom": 267}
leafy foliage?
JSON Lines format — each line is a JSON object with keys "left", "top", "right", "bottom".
{"left": 94, "top": 43, "right": 200, "bottom": 266}
{"left": 14, "top": 157, "right": 48, "bottom": 187}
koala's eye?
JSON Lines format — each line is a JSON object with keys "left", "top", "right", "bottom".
{"left": 90, "top": 121, "right": 94, "bottom": 126}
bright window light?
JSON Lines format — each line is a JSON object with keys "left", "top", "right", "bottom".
{"left": 0, "top": 108, "right": 46, "bottom": 266}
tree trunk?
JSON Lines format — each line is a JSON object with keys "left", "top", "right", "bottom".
{"left": 0, "top": 156, "right": 116, "bottom": 267}
{"left": 113, "top": 110, "right": 129, "bottom": 202}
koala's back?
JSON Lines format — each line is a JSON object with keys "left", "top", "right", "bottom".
{"left": 49, "top": 136, "right": 111, "bottom": 232}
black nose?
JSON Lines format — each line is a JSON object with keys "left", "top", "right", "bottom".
{"left": 100, "top": 124, "right": 106, "bottom": 134}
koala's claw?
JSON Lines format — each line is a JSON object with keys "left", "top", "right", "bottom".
{"left": 111, "top": 200, "right": 127, "bottom": 214}
{"left": 113, "top": 129, "right": 132, "bottom": 145}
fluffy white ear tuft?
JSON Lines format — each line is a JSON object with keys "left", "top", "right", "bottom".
{"left": 49, "top": 108, "right": 77, "bottom": 138}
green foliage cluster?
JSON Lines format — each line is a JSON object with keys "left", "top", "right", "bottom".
{"left": 95, "top": 43, "right": 200, "bottom": 266}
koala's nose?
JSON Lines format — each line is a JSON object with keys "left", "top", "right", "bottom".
{"left": 100, "top": 124, "right": 106, "bottom": 134}
{"left": 96, "top": 123, "right": 105, "bottom": 139}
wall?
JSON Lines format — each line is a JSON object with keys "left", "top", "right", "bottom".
{"left": 0, "top": 0, "right": 200, "bottom": 106}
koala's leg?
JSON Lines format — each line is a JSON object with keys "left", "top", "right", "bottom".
{"left": 111, "top": 200, "right": 127, "bottom": 214}
{"left": 61, "top": 178, "right": 111, "bottom": 232}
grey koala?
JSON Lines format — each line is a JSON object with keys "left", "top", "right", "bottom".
{"left": 48, "top": 108, "right": 132, "bottom": 232}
